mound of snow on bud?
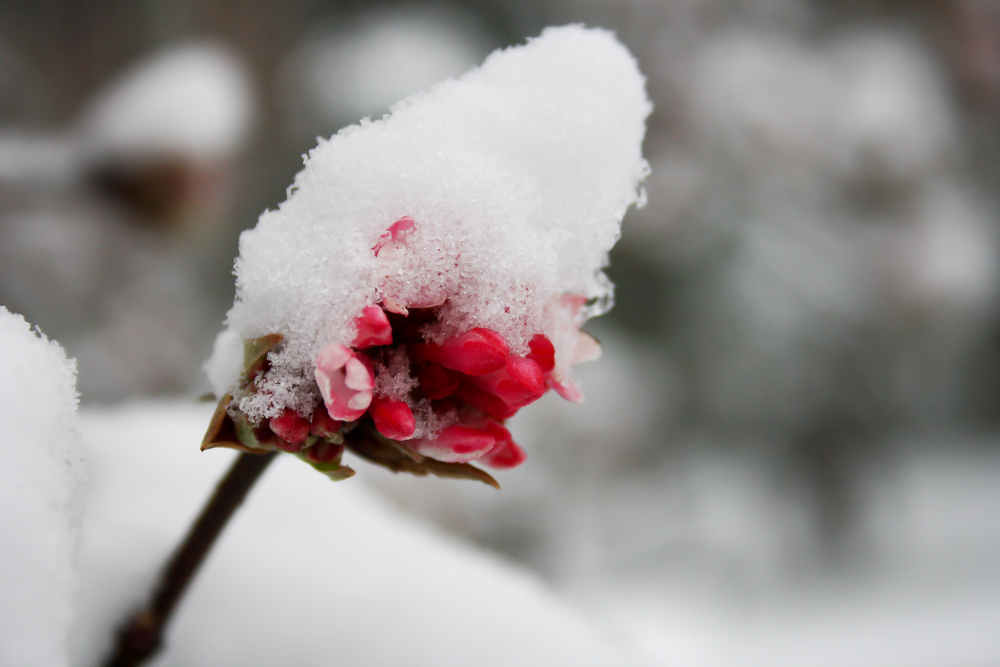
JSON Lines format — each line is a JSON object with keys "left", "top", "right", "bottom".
{"left": 0, "top": 308, "right": 84, "bottom": 667}
{"left": 206, "top": 25, "right": 649, "bottom": 471}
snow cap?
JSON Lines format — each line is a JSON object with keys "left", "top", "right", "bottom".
{"left": 208, "top": 25, "right": 650, "bottom": 421}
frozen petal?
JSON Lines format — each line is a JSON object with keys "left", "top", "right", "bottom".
{"left": 372, "top": 215, "right": 416, "bottom": 259}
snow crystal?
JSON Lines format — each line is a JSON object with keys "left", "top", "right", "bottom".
{"left": 208, "top": 25, "right": 650, "bottom": 420}
{"left": 0, "top": 307, "right": 84, "bottom": 667}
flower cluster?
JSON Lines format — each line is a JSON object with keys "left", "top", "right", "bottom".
{"left": 203, "top": 217, "right": 599, "bottom": 485}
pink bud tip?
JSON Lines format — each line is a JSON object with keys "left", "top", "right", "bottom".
{"left": 417, "top": 328, "right": 509, "bottom": 376}
{"left": 352, "top": 305, "right": 392, "bottom": 348}
{"left": 269, "top": 408, "right": 311, "bottom": 444}
{"left": 469, "top": 355, "right": 546, "bottom": 410}
{"left": 370, "top": 395, "right": 416, "bottom": 441}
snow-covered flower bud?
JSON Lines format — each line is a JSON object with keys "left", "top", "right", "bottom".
{"left": 202, "top": 26, "right": 649, "bottom": 484}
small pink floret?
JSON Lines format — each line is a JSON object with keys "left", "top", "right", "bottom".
{"left": 417, "top": 328, "right": 509, "bottom": 376}
{"left": 315, "top": 344, "right": 375, "bottom": 421}
{"left": 352, "top": 305, "right": 392, "bottom": 348}
{"left": 370, "top": 395, "right": 416, "bottom": 441}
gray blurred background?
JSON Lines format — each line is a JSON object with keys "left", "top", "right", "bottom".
{"left": 3, "top": 1, "right": 1000, "bottom": 664}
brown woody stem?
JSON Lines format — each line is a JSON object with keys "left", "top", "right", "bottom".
{"left": 102, "top": 450, "right": 278, "bottom": 667}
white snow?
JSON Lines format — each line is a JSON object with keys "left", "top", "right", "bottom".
{"left": 208, "top": 25, "right": 651, "bottom": 420}
{"left": 0, "top": 307, "right": 84, "bottom": 667}
{"left": 68, "top": 401, "right": 645, "bottom": 667}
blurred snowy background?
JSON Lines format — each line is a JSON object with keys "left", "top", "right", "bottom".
{"left": 3, "top": 0, "right": 1000, "bottom": 665}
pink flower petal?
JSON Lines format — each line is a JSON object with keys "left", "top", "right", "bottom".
{"left": 416, "top": 328, "right": 509, "bottom": 376}
{"left": 370, "top": 395, "right": 416, "bottom": 440}
{"left": 352, "top": 305, "right": 392, "bottom": 348}
{"left": 343, "top": 355, "right": 375, "bottom": 391}
{"left": 549, "top": 376, "right": 584, "bottom": 403}
{"left": 315, "top": 344, "right": 375, "bottom": 421}
{"left": 410, "top": 424, "right": 496, "bottom": 463}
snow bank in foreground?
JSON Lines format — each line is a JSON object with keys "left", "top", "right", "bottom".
{"left": 69, "top": 402, "right": 644, "bottom": 666}
{"left": 0, "top": 307, "right": 84, "bottom": 667}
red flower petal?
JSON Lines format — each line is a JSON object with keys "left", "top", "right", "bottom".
{"left": 416, "top": 328, "right": 508, "bottom": 376}
{"left": 370, "top": 395, "right": 416, "bottom": 441}
{"left": 352, "top": 305, "right": 392, "bottom": 348}
{"left": 469, "top": 355, "right": 546, "bottom": 410}
{"left": 527, "top": 334, "right": 556, "bottom": 373}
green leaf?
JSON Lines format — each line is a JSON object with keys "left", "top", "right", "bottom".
{"left": 200, "top": 394, "right": 270, "bottom": 454}
{"left": 243, "top": 334, "right": 284, "bottom": 380}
